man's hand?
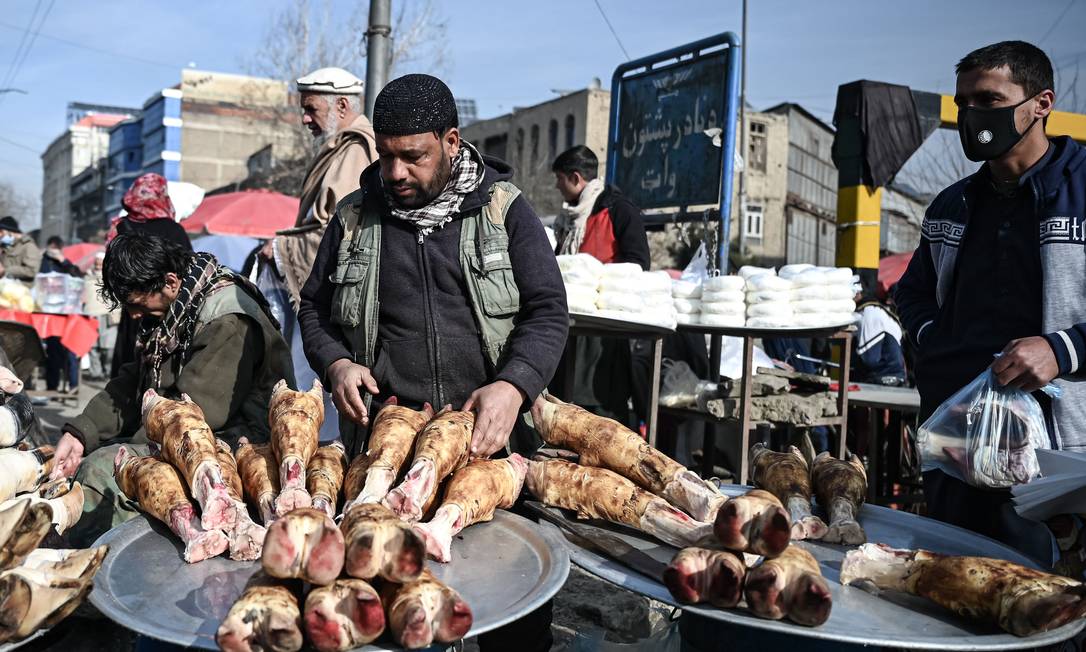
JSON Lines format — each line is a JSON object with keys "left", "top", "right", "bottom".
{"left": 51, "top": 432, "right": 84, "bottom": 480}
{"left": 464, "top": 381, "right": 526, "bottom": 458}
{"left": 327, "top": 358, "right": 379, "bottom": 426}
{"left": 991, "top": 337, "right": 1060, "bottom": 391}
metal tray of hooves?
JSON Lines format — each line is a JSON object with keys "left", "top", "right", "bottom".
{"left": 533, "top": 485, "right": 1085, "bottom": 650}
{"left": 90, "top": 510, "right": 569, "bottom": 650}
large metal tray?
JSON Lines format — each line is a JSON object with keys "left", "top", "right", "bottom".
{"left": 537, "top": 485, "right": 1085, "bottom": 650}
{"left": 90, "top": 510, "right": 569, "bottom": 650}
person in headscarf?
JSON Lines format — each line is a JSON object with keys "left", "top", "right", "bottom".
{"left": 50, "top": 232, "right": 293, "bottom": 546}
{"left": 109, "top": 174, "right": 193, "bottom": 378}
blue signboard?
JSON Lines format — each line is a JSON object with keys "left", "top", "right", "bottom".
{"left": 606, "top": 33, "right": 741, "bottom": 268}
{"left": 613, "top": 51, "right": 728, "bottom": 209}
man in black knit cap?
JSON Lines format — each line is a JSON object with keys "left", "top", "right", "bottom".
{"left": 298, "top": 73, "right": 565, "bottom": 649}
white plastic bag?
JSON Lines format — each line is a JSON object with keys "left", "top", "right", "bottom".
{"left": 703, "top": 275, "right": 746, "bottom": 292}
{"left": 917, "top": 368, "right": 1057, "bottom": 489}
{"left": 671, "top": 279, "right": 702, "bottom": 299}
{"left": 680, "top": 242, "right": 710, "bottom": 283}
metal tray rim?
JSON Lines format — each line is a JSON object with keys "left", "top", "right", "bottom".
{"left": 90, "top": 510, "right": 570, "bottom": 650}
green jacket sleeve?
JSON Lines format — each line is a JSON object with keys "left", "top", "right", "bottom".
{"left": 64, "top": 360, "right": 142, "bottom": 452}
{"left": 174, "top": 314, "right": 262, "bottom": 431}
{"left": 64, "top": 314, "right": 262, "bottom": 452}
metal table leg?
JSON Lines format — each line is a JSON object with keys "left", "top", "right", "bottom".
{"left": 647, "top": 336, "right": 663, "bottom": 448}
{"left": 835, "top": 332, "right": 852, "bottom": 460}
{"left": 866, "top": 407, "right": 878, "bottom": 503}
{"left": 738, "top": 335, "right": 754, "bottom": 485}
{"left": 701, "top": 334, "right": 722, "bottom": 478}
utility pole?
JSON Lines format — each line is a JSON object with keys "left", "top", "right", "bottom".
{"left": 736, "top": 0, "right": 748, "bottom": 257}
{"left": 364, "top": 0, "right": 391, "bottom": 119}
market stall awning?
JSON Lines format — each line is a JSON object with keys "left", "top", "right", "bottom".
{"left": 61, "top": 243, "right": 105, "bottom": 272}
{"left": 182, "top": 190, "right": 299, "bottom": 239}
{"left": 878, "top": 251, "right": 913, "bottom": 298}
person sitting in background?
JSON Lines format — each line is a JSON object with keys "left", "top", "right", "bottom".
{"left": 50, "top": 233, "right": 294, "bottom": 546}
{"left": 39, "top": 236, "right": 84, "bottom": 277}
{"left": 0, "top": 217, "right": 41, "bottom": 284}
{"left": 39, "top": 236, "right": 83, "bottom": 394}
{"left": 109, "top": 174, "right": 193, "bottom": 378}
{"left": 83, "top": 252, "right": 119, "bottom": 380}
{"left": 853, "top": 290, "right": 907, "bottom": 386}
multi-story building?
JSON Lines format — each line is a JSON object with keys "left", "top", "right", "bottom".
{"left": 104, "top": 117, "right": 146, "bottom": 217}
{"left": 40, "top": 109, "right": 134, "bottom": 243}
{"left": 461, "top": 83, "right": 611, "bottom": 217}
{"left": 69, "top": 158, "right": 109, "bottom": 242}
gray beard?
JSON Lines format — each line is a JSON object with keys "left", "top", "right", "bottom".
{"left": 313, "top": 115, "right": 342, "bottom": 148}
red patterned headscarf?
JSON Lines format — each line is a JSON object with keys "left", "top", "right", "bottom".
{"left": 121, "top": 173, "right": 175, "bottom": 223}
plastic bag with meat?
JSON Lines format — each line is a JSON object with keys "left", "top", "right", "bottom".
{"left": 917, "top": 368, "right": 1057, "bottom": 489}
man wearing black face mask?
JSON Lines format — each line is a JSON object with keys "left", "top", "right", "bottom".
{"left": 896, "top": 41, "right": 1086, "bottom": 564}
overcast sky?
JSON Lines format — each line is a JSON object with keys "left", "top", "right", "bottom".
{"left": 1, "top": 0, "right": 1083, "bottom": 228}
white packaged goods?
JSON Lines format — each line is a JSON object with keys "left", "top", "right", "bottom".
{"left": 745, "top": 289, "right": 792, "bottom": 304}
{"left": 597, "top": 292, "right": 645, "bottom": 313}
{"left": 823, "top": 267, "right": 854, "bottom": 284}
{"left": 698, "top": 313, "right": 746, "bottom": 327}
{"left": 792, "top": 313, "right": 828, "bottom": 327}
{"left": 701, "top": 301, "right": 746, "bottom": 316}
{"left": 738, "top": 265, "right": 775, "bottom": 280}
{"left": 600, "top": 262, "right": 643, "bottom": 278}
{"left": 671, "top": 279, "right": 702, "bottom": 299}
{"left": 703, "top": 275, "right": 747, "bottom": 292}
{"left": 792, "top": 300, "right": 831, "bottom": 314}
{"left": 643, "top": 271, "right": 673, "bottom": 293}
{"left": 746, "top": 316, "right": 795, "bottom": 329}
{"left": 791, "top": 285, "right": 829, "bottom": 300}
{"left": 562, "top": 267, "right": 600, "bottom": 287}
{"left": 557, "top": 253, "right": 604, "bottom": 275}
{"left": 778, "top": 263, "right": 815, "bottom": 279}
{"left": 673, "top": 299, "right": 702, "bottom": 314}
{"left": 823, "top": 284, "right": 857, "bottom": 300}
{"left": 824, "top": 312, "right": 858, "bottom": 326}
{"left": 701, "top": 289, "right": 745, "bottom": 304}
{"left": 567, "top": 295, "right": 599, "bottom": 314}
{"left": 676, "top": 313, "right": 698, "bottom": 325}
{"left": 745, "top": 275, "right": 794, "bottom": 292}
{"left": 747, "top": 302, "right": 794, "bottom": 318}
{"left": 566, "top": 284, "right": 597, "bottom": 304}
{"left": 645, "top": 292, "right": 675, "bottom": 308}
{"left": 597, "top": 277, "right": 643, "bottom": 294}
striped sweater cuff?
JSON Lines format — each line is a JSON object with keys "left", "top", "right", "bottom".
{"left": 1044, "top": 328, "right": 1085, "bottom": 375}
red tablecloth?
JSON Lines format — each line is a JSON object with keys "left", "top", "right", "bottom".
{"left": 0, "top": 310, "right": 100, "bottom": 358}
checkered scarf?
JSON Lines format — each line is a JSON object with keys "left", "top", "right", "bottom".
{"left": 384, "top": 142, "right": 484, "bottom": 243}
{"left": 136, "top": 253, "right": 239, "bottom": 388}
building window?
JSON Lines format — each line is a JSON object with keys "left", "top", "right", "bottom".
{"left": 515, "top": 129, "right": 524, "bottom": 167}
{"left": 565, "top": 115, "right": 575, "bottom": 150}
{"left": 548, "top": 119, "right": 558, "bottom": 162}
{"left": 530, "top": 124, "right": 540, "bottom": 167}
{"left": 749, "top": 132, "right": 767, "bottom": 172}
{"left": 744, "top": 204, "right": 764, "bottom": 240}
{"left": 750, "top": 121, "right": 766, "bottom": 135}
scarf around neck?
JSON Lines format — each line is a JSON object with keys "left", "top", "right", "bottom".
{"left": 136, "top": 253, "right": 238, "bottom": 388}
{"left": 554, "top": 177, "right": 605, "bottom": 255}
{"left": 384, "top": 141, "right": 484, "bottom": 243}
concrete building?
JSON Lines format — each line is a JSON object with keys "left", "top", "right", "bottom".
{"left": 40, "top": 110, "right": 133, "bottom": 243}
{"left": 729, "top": 109, "right": 791, "bottom": 266}
{"left": 881, "top": 185, "right": 927, "bottom": 254}
{"left": 70, "top": 159, "right": 109, "bottom": 242}
{"left": 104, "top": 117, "right": 146, "bottom": 217}
{"left": 461, "top": 85, "right": 611, "bottom": 217}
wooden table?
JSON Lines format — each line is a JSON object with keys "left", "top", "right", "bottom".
{"left": 671, "top": 323, "right": 854, "bottom": 484}
{"left": 849, "top": 383, "right": 921, "bottom": 504}
{"left": 566, "top": 313, "right": 672, "bottom": 448}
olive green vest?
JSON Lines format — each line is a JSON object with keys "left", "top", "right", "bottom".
{"left": 329, "top": 181, "right": 524, "bottom": 453}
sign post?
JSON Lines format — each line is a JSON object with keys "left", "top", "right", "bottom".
{"left": 606, "top": 32, "right": 742, "bottom": 271}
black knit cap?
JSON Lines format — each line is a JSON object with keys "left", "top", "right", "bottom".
{"left": 372, "top": 73, "right": 459, "bottom": 136}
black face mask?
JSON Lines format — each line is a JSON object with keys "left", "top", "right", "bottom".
{"left": 957, "top": 95, "right": 1039, "bottom": 162}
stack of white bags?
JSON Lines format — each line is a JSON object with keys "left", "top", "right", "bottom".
{"left": 698, "top": 275, "right": 746, "bottom": 327}
{"left": 558, "top": 255, "right": 677, "bottom": 329}
{"left": 779, "top": 264, "right": 857, "bottom": 327}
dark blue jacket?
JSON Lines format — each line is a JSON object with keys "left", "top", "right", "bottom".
{"left": 895, "top": 136, "right": 1086, "bottom": 450}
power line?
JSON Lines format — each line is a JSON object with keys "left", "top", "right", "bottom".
{"left": 593, "top": 0, "right": 631, "bottom": 61}
{"left": 1, "top": 1, "right": 42, "bottom": 91}
{"left": 0, "top": 0, "right": 53, "bottom": 109}
{"left": 0, "top": 134, "right": 41, "bottom": 154}
{"left": 1039, "top": 0, "right": 1076, "bottom": 45}
{"left": 0, "top": 17, "right": 179, "bottom": 70}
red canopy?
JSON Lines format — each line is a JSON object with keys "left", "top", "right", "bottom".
{"left": 182, "top": 190, "right": 300, "bottom": 239}
{"left": 61, "top": 243, "right": 105, "bottom": 272}
{"left": 878, "top": 252, "right": 913, "bottom": 298}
